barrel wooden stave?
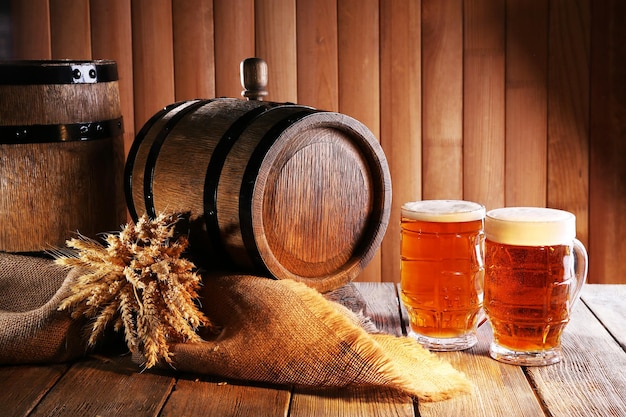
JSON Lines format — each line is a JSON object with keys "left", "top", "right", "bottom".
{"left": 0, "top": 83, "right": 121, "bottom": 125}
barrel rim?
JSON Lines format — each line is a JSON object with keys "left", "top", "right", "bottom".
{"left": 0, "top": 59, "right": 118, "bottom": 84}
{"left": 204, "top": 101, "right": 287, "bottom": 263}
{"left": 249, "top": 111, "right": 392, "bottom": 292}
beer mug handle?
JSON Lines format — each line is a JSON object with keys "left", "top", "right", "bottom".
{"left": 570, "top": 238, "right": 589, "bottom": 306}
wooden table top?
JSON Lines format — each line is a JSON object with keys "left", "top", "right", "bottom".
{"left": 2, "top": 283, "right": 625, "bottom": 417}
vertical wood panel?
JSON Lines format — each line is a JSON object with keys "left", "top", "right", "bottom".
{"left": 296, "top": 0, "right": 339, "bottom": 111}
{"left": 338, "top": 0, "right": 381, "bottom": 282}
{"left": 214, "top": 0, "right": 255, "bottom": 98}
{"left": 547, "top": 0, "right": 590, "bottom": 247}
{"left": 380, "top": 0, "right": 422, "bottom": 283}
{"left": 505, "top": 0, "right": 548, "bottom": 207}
{"left": 6, "top": 2, "right": 626, "bottom": 285}
{"left": 463, "top": 0, "right": 505, "bottom": 210}
{"left": 90, "top": 0, "right": 135, "bottom": 156}
{"left": 131, "top": 0, "right": 175, "bottom": 131}
{"left": 49, "top": 0, "right": 91, "bottom": 59}
{"left": 172, "top": 0, "right": 215, "bottom": 100}
{"left": 10, "top": 0, "right": 51, "bottom": 58}
{"left": 255, "top": 0, "right": 297, "bottom": 103}
{"left": 589, "top": 0, "right": 626, "bottom": 284}
{"left": 421, "top": 0, "right": 463, "bottom": 199}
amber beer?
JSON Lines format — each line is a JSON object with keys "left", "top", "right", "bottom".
{"left": 484, "top": 207, "right": 588, "bottom": 366}
{"left": 400, "top": 200, "right": 485, "bottom": 351}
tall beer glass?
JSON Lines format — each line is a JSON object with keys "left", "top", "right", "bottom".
{"left": 484, "top": 207, "right": 588, "bottom": 366}
{"left": 400, "top": 200, "right": 485, "bottom": 351}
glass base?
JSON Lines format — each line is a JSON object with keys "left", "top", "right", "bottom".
{"left": 409, "top": 331, "right": 477, "bottom": 351}
{"left": 489, "top": 342, "right": 562, "bottom": 366}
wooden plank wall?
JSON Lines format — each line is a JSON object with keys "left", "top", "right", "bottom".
{"left": 8, "top": 0, "right": 626, "bottom": 284}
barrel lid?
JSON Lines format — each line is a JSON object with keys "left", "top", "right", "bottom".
{"left": 248, "top": 110, "right": 392, "bottom": 292}
{"left": 0, "top": 60, "right": 118, "bottom": 84}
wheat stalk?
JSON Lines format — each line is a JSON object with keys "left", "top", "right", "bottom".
{"left": 56, "top": 212, "right": 213, "bottom": 369}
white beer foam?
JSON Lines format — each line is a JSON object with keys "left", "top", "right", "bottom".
{"left": 485, "top": 207, "right": 576, "bottom": 246}
{"left": 401, "top": 200, "right": 485, "bottom": 222}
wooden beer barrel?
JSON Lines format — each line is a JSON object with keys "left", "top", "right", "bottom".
{"left": 125, "top": 98, "right": 391, "bottom": 292}
{"left": 0, "top": 60, "right": 126, "bottom": 253}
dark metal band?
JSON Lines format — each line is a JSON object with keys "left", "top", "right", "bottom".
{"left": 238, "top": 108, "right": 317, "bottom": 274}
{"left": 124, "top": 101, "right": 185, "bottom": 221}
{"left": 0, "top": 60, "right": 118, "bottom": 85}
{"left": 0, "top": 118, "right": 123, "bottom": 144}
{"left": 202, "top": 103, "right": 277, "bottom": 262}
{"left": 143, "top": 99, "right": 214, "bottom": 218}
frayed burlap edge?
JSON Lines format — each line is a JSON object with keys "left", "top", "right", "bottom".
{"left": 160, "top": 275, "right": 473, "bottom": 402}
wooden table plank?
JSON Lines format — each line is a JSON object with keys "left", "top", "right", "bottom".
{"left": 0, "top": 364, "right": 68, "bottom": 417}
{"left": 352, "top": 282, "right": 405, "bottom": 337}
{"left": 289, "top": 282, "right": 415, "bottom": 417}
{"left": 28, "top": 356, "right": 175, "bottom": 417}
{"left": 160, "top": 377, "right": 291, "bottom": 417}
{"left": 396, "top": 285, "right": 546, "bottom": 417}
{"left": 2, "top": 283, "right": 624, "bottom": 416}
{"left": 526, "top": 292, "right": 626, "bottom": 416}
{"left": 581, "top": 284, "right": 626, "bottom": 350}
{"left": 417, "top": 324, "right": 547, "bottom": 417}
{"left": 290, "top": 386, "right": 414, "bottom": 417}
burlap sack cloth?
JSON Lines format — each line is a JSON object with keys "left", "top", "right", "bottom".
{"left": 0, "top": 252, "right": 472, "bottom": 402}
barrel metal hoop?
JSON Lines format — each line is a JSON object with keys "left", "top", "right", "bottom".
{"left": 142, "top": 99, "right": 214, "bottom": 219}
{"left": 0, "top": 118, "right": 123, "bottom": 144}
{"left": 239, "top": 109, "right": 318, "bottom": 275}
{"left": 125, "top": 101, "right": 187, "bottom": 221}
{"left": 0, "top": 61, "right": 118, "bottom": 84}
{"left": 202, "top": 103, "right": 279, "bottom": 262}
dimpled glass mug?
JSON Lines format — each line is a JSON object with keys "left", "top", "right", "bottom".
{"left": 400, "top": 200, "right": 486, "bottom": 351}
{"left": 484, "top": 207, "right": 588, "bottom": 366}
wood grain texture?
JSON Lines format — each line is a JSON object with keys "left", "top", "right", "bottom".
{"left": 0, "top": 364, "right": 68, "bottom": 417}
{"left": 89, "top": 0, "right": 135, "bottom": 155}
{"left": 0, "top": 67, "right": 126, "bottom": 251}
{"left": 131, "top": 0, "right": 175, "bottom": 131}
{"left": 213, "top": 0, "right": 255, "bottom": 98}
{"left": 581, "top": 285, "right": 626, "bottom": 350}
{"left": 160, "top": 378, "right": 290, "bottom": 417}
{"left": 296, "top": 0, "right": 339, "bottom": 111}
{"left": 2, "top": 283, "right": 626, "bottom": 415}
{"left": 526, "top": 301, "right": 626, "bottom": 417}
{"left": 463, "top": 0, "right": 505, "bottom": 210}
{"left": 49, "top": 0, "right": 91, "bottom": 59}
{"left": 10, "top": 0, "right": 51, "bottom": 59}
{"left": 589, "top": 0, "right": 626, "bottom": 284}
{"left": 28, "top": 357, "right": 175, "bottom": 417}
{"left": 547, "top": 0, "right": 590, "bottom": 247}
{"left": 172, "top": 0, "right": 215, "bottom": 100}
{"left": 6, "top": 2, "right": 626, "bottom": 284}
{"left": 505, "top": 0, "right": 548, "bottom": 207}
{"left": 255, "top": 0, "right": 298, "bottom": 103}
{"left": 380, "top": 0, "right": 422, "bottom": 284}
{"left": 337, "top": 0, "right": 381, "bottom": 283}
{"left": 127, "top": 100, "right": 391, "bottom": 292}
{"left": 421, "top": 0, "right": 463, "bottom": 200}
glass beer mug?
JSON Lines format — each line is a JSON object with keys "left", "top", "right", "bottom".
{"left": 400, "top": 200, "right": 486, "bottom": 351}
{"left": 484, "top": 207, "right": 588, "bottom": 366}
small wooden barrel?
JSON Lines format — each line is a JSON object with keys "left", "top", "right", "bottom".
{"left": 125, "top": 98, "right": 391, "bottom": 291}
{"left": 0, "top": 60, "right": 126, "bottom": 252}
